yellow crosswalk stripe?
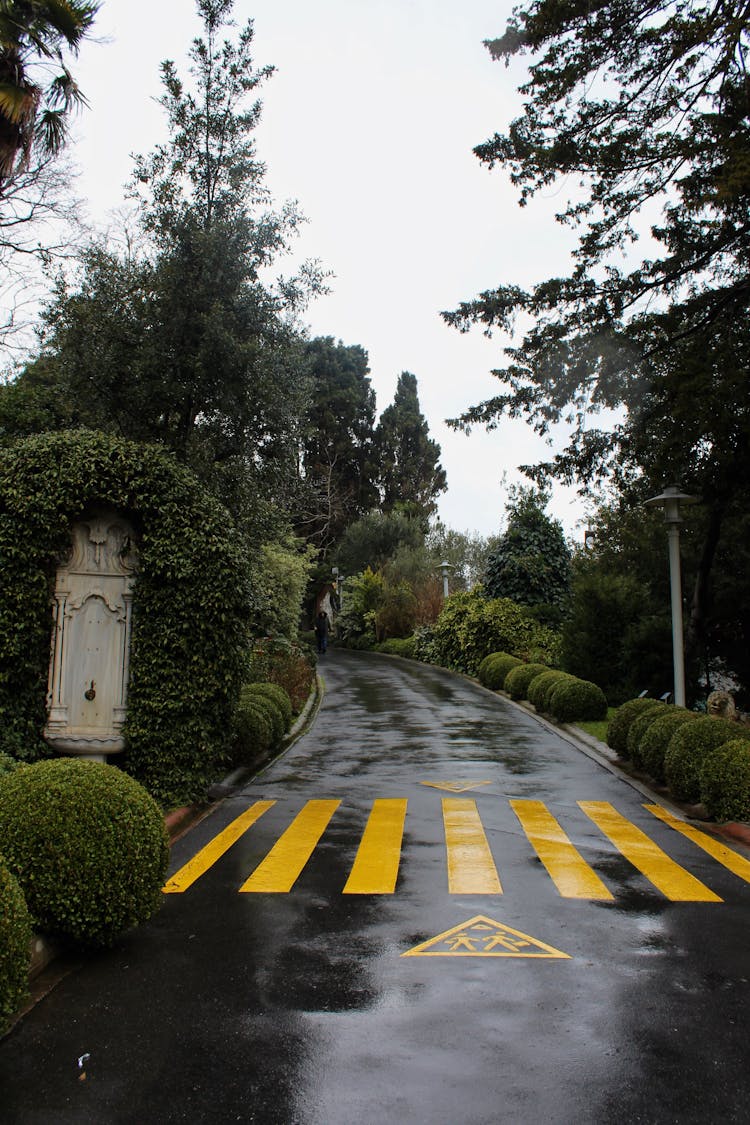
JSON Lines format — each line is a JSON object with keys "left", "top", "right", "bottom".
{"left": 578, "top": 801, "right": 722, "bottom": 902}
{"left": 442, "top": 798, "right": 502, "bottom": 894}
{"left": 510, "top": 799, "right": 614, "bottom": 900}
{"left": 163, "top": 800, "right": 276, "bottom": 893}
{"left": 343, "top": 798, "right": 408, "bottom": 894}
{"left": 239, "top": 799, "right": 341, "bottom": 893}
{"left": 645, "top": 804, "right": 750, "bottom": 883}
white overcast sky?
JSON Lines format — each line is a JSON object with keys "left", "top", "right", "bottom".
{"left": 66, "top": 0, "right": 587, "bottom": 539}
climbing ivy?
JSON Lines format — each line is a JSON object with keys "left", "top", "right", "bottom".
{"left": 0, "top": 430, "right": 253, "bottom": 807}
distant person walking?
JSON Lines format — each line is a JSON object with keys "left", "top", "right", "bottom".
{"left": 315, "top": 610, "right": 330, "bottom": 655}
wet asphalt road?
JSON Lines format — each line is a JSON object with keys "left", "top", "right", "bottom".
{"left": 2, "top": 649, "right": 750, "bottom": 1124}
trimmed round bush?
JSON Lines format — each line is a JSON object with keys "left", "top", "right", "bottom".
{"left": 247, "top": 694, "right": 284, "bottom": 745}
{"left": 0, "top": 759, "right": 169, "bottom": 949}
{"left": 528, "top": 670, "right": 573, "bottom": 713}
{"left": 504, "top": 662, "right": 550, "bottom": 701}
{"left": 700, "top": 739, "right": 750, "bottom": 823}
{"left": 478, "top": 652, "right": 523, "bottom": 691}
{"left": 664, "top": 717, "right": 750, "bottom": 803}
{"left": 234, "top": 699, "right": 274, "bottom": 765}
{"left": 548, "top": 677, "right": 607, "bottom": 723}
{"left": 626, "top": 702, "right": 673, "bottom": 767}
{"left": 638, "top": 710, "right": 697, "bottom": 782}
{"left": 606, "top": 698, "right": 662, "bottom": 757}
{"left": 0, "top": 856, "right": 31, "bottom": 1033}
{"left": 243, "top": 683, "right": 293, "bottom": 731}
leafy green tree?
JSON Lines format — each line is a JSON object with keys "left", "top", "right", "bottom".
{"left": 297, "top": 337, "right": 378, "bottom": 550}
{"left": 334, "top": 509, "right": 425, "bottom": 577}
{"left": 446, "top": 0, "right": 750, "bottom": 675}
{"left": 375, "top": 371, "right": 447, "bottom": 523}
{"left": 0, "top": 0, "right": 98, "bottom": 185}
{"left": 1, "top": 1, "right": 321, "bottom": 526}
{"left": 484, "top": 487, "right": 570, "bottom": 622}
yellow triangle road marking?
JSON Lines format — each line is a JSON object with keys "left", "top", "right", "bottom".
{"left": 420, "top": 780, "right": 492, "bottom": 793}
{"left": 401, "top": 915, "right": 570, "bottom": 959}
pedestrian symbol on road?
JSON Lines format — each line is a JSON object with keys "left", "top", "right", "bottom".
{"left": 420, "top": 781, "right": 492, "bottom": 793}
{"left": 401, "top": 915, "right": 570, "bottom": 958}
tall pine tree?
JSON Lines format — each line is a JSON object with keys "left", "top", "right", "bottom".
{"left": 375, "top": 371, "right": 447, "bottom": 524}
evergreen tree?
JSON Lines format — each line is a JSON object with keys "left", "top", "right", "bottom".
{"left": 446, "top": 0, "right": 750, "bottom": 670}
{"left": 297, "top": 337, "right": 378, "bottom": 550}
{"left": 484, "top": 487, "right": 570, "bottom": 622}
{"left": 375, "top": 371, "right": 447, "bottom": 523}
{"left": 0, "top": 0, "right": 323, "bottom": 526}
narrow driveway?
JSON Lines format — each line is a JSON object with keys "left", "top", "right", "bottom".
{"left": 2, "top": 649, "right": 750, "bottom": 1123}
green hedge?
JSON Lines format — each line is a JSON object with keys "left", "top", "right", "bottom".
{"left": 0, "top": 856, "right": 31, "bottom": 1033}
{"left": 527, "top": 670, "right": 573, "bottom": 713}
{"left": 626, "top": 702, "right": 673, "bottom": 766}
{"left": 0, "top": 759, "right": 169, "bottom": 948}
{"left": 377, "top": 637, "right": 418, "bottom": 660}
{"left": 700, "top": 740, "right": 750, "bottom": 823}
{"left": 478, "top": 652, "right": 523, "bottom": 691}
{"left": 606, "top": 698, "right": 662, "bottom": 757}
{"left": 233, "top": 698, "right": 275, "bottom": 766}
{"left": 0, "top": 431, "right": 254, "bottom": 807}
{"left": 242, "top": 683, "right": 293, "bottom": 731}
{"left": 429, "top": 591, "right": 559, "bottom": 675}
{"left": 664, "top": 717, "right": 750, "bottom": 803}
{"left": 638, "top": 710, "right": 697, "bottom": 782}
{"left": 504, "top": 662, "right": 550, "bottom": 701}
{"left": 548, "top": 678, "right": 608, "bottom": 723}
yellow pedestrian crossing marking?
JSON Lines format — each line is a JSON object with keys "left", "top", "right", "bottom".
{"left": 645, "top": 804, "right": 750, "bottom": 883}
{"left": 510, "top": 799, "right": 614, "bottom": 900}
{"left": 239, "top": 799, "right": 341, "bottom": 893}
{"left": 402, "top": 915, "right": 569, "bottom": 959}
{"left": 578, "top": 801, "right": 722, "bottom": 902}
{"left": 163, "top": 800, "right": 276, "bottom": 893}
{"left": 163, "top": 796, "right": 750, "bottom": 902}
{"left": 442, "top": 798, "right": 503, "bottom": 894}
{"left": 343, "top": 798, "right": 407, "bottom": 894}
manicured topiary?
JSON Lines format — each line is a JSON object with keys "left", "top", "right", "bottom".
{"left": 242, "top": 683, "right": 293, "bottom": 731}
{"left": 548, "top": 677, "right": 608, "bottom": 723}
{"left": 240, "top": 689, "right": 284, "bottom": 744}
{"left": 606, "top": 697, "right": 662, "bottom": 757}
{"left": 478, "top": 652, "right": 523, "bottom": 690}
{"left": 0, "top": 759, "right": 169, "bottom": 949}
{"left": 528, "top": 670, "right": 573, "bottom": 713}
{"left": 638, "top": 710, "right": 697, "bottom": 782}
{"left": 626, "top": 702, "right": 673, "bottom": 767}
{"left": 0, "top": 856, "right": 31, "bottom": 1033}
{"left": 700, "top": 740, "right": 750, "bottom": 823}
{"left": 0, "top": 431, "right": 253, "bottom": 807}
{"left": 504, "top": 662, "right": 550, "bottom": 701}
{"left": 233, "top": 698, "right": 274, "bottom": 765}
{"left": 664, "top": 717, "right": 750, "bottom": 803}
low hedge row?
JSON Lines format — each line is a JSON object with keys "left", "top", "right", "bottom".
{"left": 496, "top": 662, "right": 608, "bottom": 723}
{"left": 607, "top": 698, "right": 750, "bottom": 821}
{"left": 233, "top": 681, "right": 294, "bottom": 768}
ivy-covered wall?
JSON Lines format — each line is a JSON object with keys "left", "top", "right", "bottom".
{"left": 0, "top": 430, "right": 253, "bottom": 807}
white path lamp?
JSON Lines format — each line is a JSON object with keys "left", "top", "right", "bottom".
{"left": 439, "top": 560, "right": 453, "bottom": 599}
{"left": 644, "top": 485, "right": 698, "bottom": 707}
